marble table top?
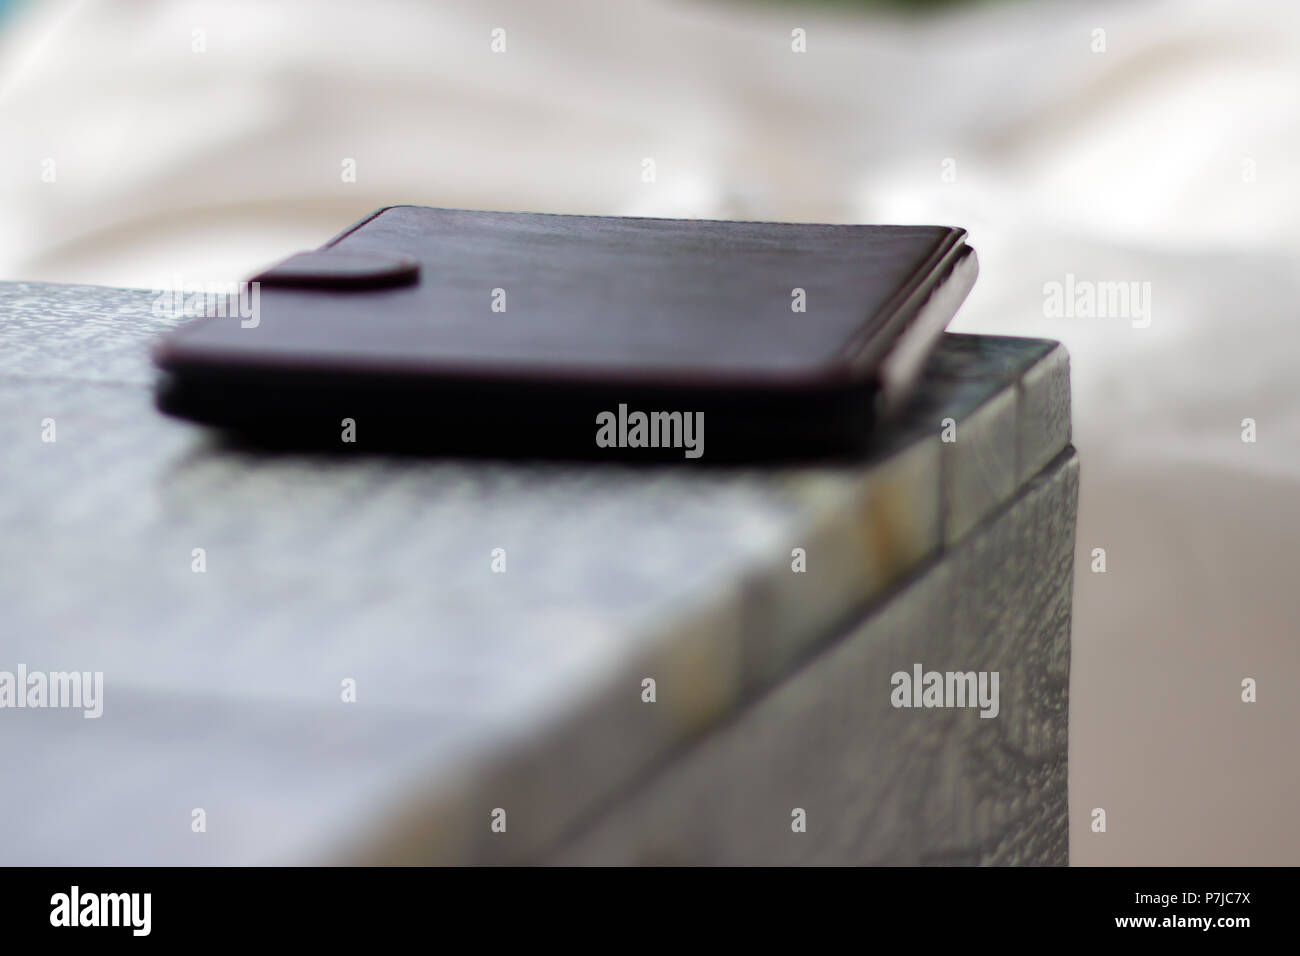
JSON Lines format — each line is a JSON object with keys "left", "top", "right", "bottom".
{"left": 0, "top": 281, "right": 1069, "bottom": 863}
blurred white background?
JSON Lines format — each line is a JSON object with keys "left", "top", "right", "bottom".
{"left": 2, "top": 0, "right": 1297, "bottom": 863}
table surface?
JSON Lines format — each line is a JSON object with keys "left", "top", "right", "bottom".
{"left": 0, "top": 281, "right": 1070, "bottom": 864}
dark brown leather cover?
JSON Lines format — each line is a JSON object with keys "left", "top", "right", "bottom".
{"left": 153, "top": 206, "right": 977, "bottom": 458}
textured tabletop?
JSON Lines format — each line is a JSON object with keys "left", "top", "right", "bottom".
{"left": 0, "top": 281, "right": 1069, "bottom": 864}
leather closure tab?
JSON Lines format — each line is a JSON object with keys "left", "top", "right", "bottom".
{"left": 252, "top": 249, "right": 420, "bottom": 290}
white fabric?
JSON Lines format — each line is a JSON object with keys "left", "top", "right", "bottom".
{"left": 2, "top": 0, "right": 1297, "bottom": 863}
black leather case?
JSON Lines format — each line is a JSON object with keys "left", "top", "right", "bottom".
{"left": 154, "top": 206, "right": 977, "bottom": 459}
